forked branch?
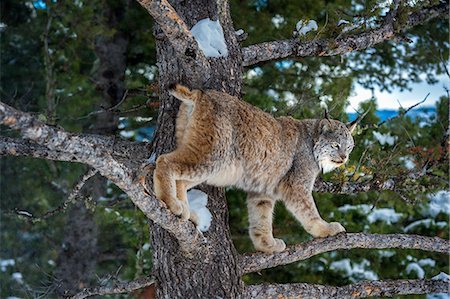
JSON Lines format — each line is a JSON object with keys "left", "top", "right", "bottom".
{"left": 245, "top": 279, "right": 449, "bottom": 299}
{"left": 241, "top": 233, "right": 450, "bottom": 274}
{"left": 0, "top": 101, "right": 203, "bottom": 253}
{"left": 242, "top": 2, "right": 448, "bottom": 66}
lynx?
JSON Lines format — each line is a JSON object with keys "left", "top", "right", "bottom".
{"left": 152, "top": 84, "right": 358, "bottom": 253}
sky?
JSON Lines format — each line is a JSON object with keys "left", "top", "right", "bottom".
{"left": 347, "top": 74, "right": 448, "bottom": 112}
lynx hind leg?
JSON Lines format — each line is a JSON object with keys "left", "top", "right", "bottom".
{"left": 247, "top": 193, "right": 286, "bottom": 253}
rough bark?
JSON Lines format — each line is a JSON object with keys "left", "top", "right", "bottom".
{"left": 245, "top": 279, "right": 449, "bottom": 299}
{"left": 241, "top": 2, "right": 449, "bottom": 66}
{"left": 241, "top": 233, "right": 450, "bottom": 274}
{"left": 147, "top": 0, "right": 244, "bottom": 298}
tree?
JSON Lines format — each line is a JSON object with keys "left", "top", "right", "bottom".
{"left": 0, "top": 0, "right": 448, "bottom": 298}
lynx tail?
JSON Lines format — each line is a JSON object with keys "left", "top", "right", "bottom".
{"left": 168, "top": 83, "right": 198, "bottom": 103}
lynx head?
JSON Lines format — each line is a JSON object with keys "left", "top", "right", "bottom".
{"left": 313, "top": 119, "right": 356, "bottom": 173}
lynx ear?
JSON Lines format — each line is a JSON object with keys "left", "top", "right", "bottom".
{"left": 319, "top": 119, "right": 332, "bottom": 134}
{"left": 347, "top": 109, "right": 370, "bottom": 134}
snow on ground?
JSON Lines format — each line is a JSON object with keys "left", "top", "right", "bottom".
{"left": 187, "top": 189, "right": 212, "bottom": 232}
{"left": 373, "top": 131, "right": 397, "bottom": 146}
{"left": 329, "top": 258, "right": 378, "bottom": 282}
{"left": 295, "top": 20, "right": 318, "bottom": 36}
{"left": 191, "top": 18, "right": 228, "bottom": 58}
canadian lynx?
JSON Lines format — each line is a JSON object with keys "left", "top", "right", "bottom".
{"left": 153, "top": 84, "right": 357, "bottom": 253}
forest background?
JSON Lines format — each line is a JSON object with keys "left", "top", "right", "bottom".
{"left": 0, "top": 0, "right": 448, "bottom": 298}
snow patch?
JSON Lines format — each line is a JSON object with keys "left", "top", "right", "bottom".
{"left": 399, "top": 156, "right": 415, "bottom": 170}
{"left": 272, "top": 14, "right": 285, "bottom": 28}
{"left": 191, "top": 18, "right": 228, "bottom": 58}
{"left": 142, "top": 243, "right": 151, "bottom": 251}
{"left": 148, "top": 153, "right": 156, "bottom": 164}
{"left": 329, "top": 258, "right": 378, "bottom": 282}
{"left": 418, "top": 258, "right": 436, "bottom": 268}
{"left": 1, "top": 259, "right": 15, "bottom": 272}
{"left": 295, "top": 20, "right": 318, "bottom": 36}
{"left": 12, "top": 272, "right": 23, "bottom": 283}
{"left": 406, "top": 262, "right": 425, "bottom": 278}
{"left": 367, "top": 208, "right": 403, "bottom": 225}
{"left": 373, "top": 131, "right": 396, "bottom": 146}
{"left": 235, "top": 29, "right": 244, "bottom": 36}
{"left": 425, "top": 191, "right": 450, "bottom": 217}
{"left": 404, "top": 219, "right": 447, "bottom": 232}
{"left": 187, "top": 189, "right": 212, "bottom": 232}
{"left": 432, "top": 272, "right": 450, "bottom": 281}
{"left": 337, "top": 20, "right": 350, "bottom": 26}
{"left": 338, "top": 205, "right": 403, "bottom": 224}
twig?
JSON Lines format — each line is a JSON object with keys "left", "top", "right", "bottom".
{"left": 14, "top": 168, "right": 98, "bottom": 223}
{"left": 377, "top": 93, "right": 430, "bottom": 127}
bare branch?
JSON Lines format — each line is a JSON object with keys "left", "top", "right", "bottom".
{"left": 242, "top": 2, "right": 448, "bottom": 66}
{"left": 245, "top": 279, "right": 449, "bottom": 299}
{"left": 70, "top": 276, "right": 154, "bottom": 299}
{"left": 13, "top": 168, "right": 98, "bottom": 223}
{"left": 0, "top": 101, "right": 203, "bottom": 253}
{"left": 241, "top": 233, "right": 449, "bottom": 274}
{"left": 0, "top": 136, "right": 77, "bottom": 162}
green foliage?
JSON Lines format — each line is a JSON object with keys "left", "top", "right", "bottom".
{"left": 1, "top": 0, "right": 448, "bottom": 297}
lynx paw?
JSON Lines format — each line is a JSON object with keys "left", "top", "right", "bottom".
{"left": 179, "top": 199, "right": 190, "bottom": 220}
{"left": 254, "top": 237, "right": 286, "bottom": 254}
{"left": 328, "top": 222, "right": 346, "bottom": 236}
{"left": 162, "top": 197, "right": 184, "bottom": 217}
{"left": 310, "top": 221, "right": 346, "bottom": 238}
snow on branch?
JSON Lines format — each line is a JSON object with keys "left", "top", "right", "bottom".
{"left": 241, "top": 233, "right": 449, "bottom": 274}
{"left": 245, "top": 279, "right": 449, "bottom": 299}
{"left": 241, "top": 2, "right": 448, "bottom": 66}
{"left": 0, "top": 101, "right": 203, "bottom": 253}
{"left": 136, "top": 0, "right": 209, "bottom": 69}
{"left": 70, "top": 276, "right": 155, "bottom": 299}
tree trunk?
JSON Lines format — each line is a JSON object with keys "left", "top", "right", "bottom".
{"left": 149, "top": 1, "right": 244, "bottom": 297}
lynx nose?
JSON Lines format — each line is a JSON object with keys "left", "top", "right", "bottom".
{"left": 339, "top": 153, "right": 347, "bottom": 161}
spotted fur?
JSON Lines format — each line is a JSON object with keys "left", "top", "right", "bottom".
{"left": 153, "top": 84, "right": 355, "bottom": 253}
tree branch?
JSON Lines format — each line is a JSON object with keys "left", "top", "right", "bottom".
{"left": 0, "top": 136, "right": 78, "bottom": 162}
{"left": 245, "top": 279, "right": 449, "bottom": 299}
{"left": 241, "top": 2, "right": 448, "bottom": 66}
{"left": 70, "top": 276, "right": 155, "bottom": 299}
{"left": 135, "top": 0, "right": 210, "bottom": 82}
{"left": 241, "top": 233, "right": 449, "bottom": 274}
{"left": 0, "top": 101, "right": 203, "bottom": 253}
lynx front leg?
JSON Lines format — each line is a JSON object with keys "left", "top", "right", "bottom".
{"left": 281, "top": 185, "right": 345, "bottom": 238}
{"left": 247, "top": 193, "right": 286, "bottom": 253}
{"left": 153, "top": 154, "right": 190, "bottom": 219}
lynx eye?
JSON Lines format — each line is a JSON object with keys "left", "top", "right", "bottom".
{"left": 331, "top": 142, "right": 340, "bottom": 149}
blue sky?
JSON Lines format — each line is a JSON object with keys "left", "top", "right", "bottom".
{"left": 347, "top": 74, "right": 448, "bottom": 112}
